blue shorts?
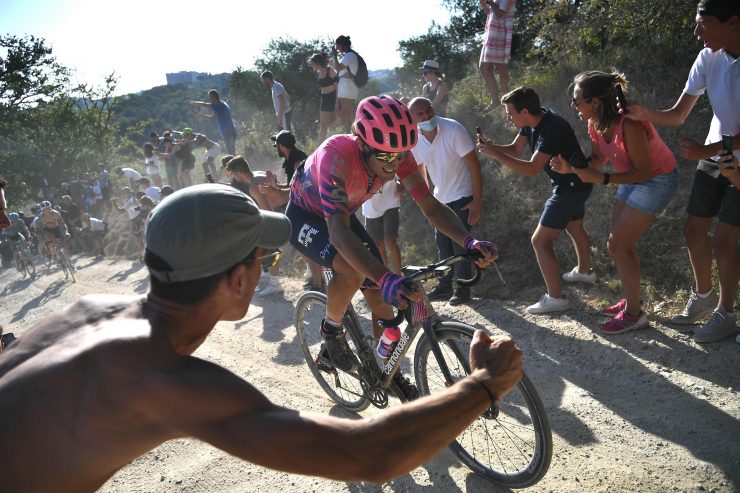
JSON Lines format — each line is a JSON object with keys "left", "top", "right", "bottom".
{"left": 539, "top": 187, "right": 592, "bottom": 230}
{"left": 285, "top": 201, "right": 382, "bottom": 269}
{"left": 616, "top": 169, "right": 678, "bottom": 215}
{"left": 686, "top": 168, "right": 740, "bottom": 227}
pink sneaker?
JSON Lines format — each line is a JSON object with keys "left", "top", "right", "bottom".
{"left": 600, "top": 299, "right": 627, "bottom": 317}
{"left": 601, "top": 310, "right": 649, "bottom": 334}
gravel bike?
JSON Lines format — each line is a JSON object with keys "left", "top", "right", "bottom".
{"left": 295, "top": 253, "right": 552, "bottom": 488}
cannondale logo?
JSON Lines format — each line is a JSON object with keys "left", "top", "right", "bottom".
{"left": 384, "top": 331, "right": 410, "bottom": 374}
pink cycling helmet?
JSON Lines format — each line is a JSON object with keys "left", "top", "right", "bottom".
{"left": 354, "top": 95, "right": 417, "bottom": 152}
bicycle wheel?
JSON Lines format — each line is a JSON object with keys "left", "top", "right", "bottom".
{"left": 414, "top": 322, "right": 552, "bottom": 488}
{"left": 295, "top": 291, "right": 370, "bottom": 412}
{"left": 16, "top": 255, "right": 27, "bottom": 278}
{"left": 59, "top": 249, "right": 76, "bottom": 282}
{"left": 22, "top": 249, "right": 36, "bottom": 278}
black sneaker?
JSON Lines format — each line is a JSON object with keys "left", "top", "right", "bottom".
{"left": 449, "top": 287, "right": 471, "bottom": 306}
{"left": 427, "top": 284, "right": 453, "bottom": 301}
{"left": 322, "top": 321, "right": 359, "bottom": 372}
{"left": 393, "top": 374, "right": 420, "bottom": 401}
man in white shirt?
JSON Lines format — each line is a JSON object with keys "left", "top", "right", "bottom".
{"left": 331, "top": 35, "right": 359, "bottom": 131}
{"left": 115, "top": 167, "right": 143, "bottom": 190}
{"left": 260, "top": 71, "right": 292, "bottom": 132}
{"left": 625, "top": 0, "right": 739, "bottom": 343}
{"left": 136, "top": 177, "right": 162, "bottom": 203}
{"left": 409, "top": 97, "right": 484, "bottom": 305}
{"left": 362, "top": 179, "right": 402, "bottom": 274}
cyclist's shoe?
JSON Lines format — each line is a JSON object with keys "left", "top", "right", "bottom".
{"left": 322, "top": 321, "right": 359, "bottom": 372}
{"left": 449, "top": 287, "right": 471, "bottom": 306}
{"left": 671, "top": 290, "right": 719, "bottom": 325}
{"left": 427, "top": 283, "right": 453, "bottom": 301}
{"left": 393, "top": 374, "right": 420, "bottom": 401}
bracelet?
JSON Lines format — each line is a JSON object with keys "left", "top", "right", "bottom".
{"left": 602, "top": 173, "right": 610, "bottom": 185}
{"left": 473, "top": 377, "right": 497, "bottom": 406}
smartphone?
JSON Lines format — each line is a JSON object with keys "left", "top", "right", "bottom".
{"left": 569, "top": 150, "right": 589, "bottom": 169}
{"left": 721, "top": 134, "right": 733, "bottom": 156}
{"left": 1, "top": 332, "right": 16, "bottom": 350}
{"left": 206, "top": 173, "right": 214, "bottom": 183}
{"left": 614, "top": 84, "right": 628, "bottom": 114}
{"left": 476, "top": 126, "right": 483, "bottom": 136}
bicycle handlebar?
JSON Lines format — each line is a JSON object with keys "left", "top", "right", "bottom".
{"left": 378, "top": 251, "right": 489, "bottom": 328}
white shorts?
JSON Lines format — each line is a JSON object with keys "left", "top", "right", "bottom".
{"left": 337, "top": 78, "right": 359, "bottom": 100}
{"left": 146, "top": 166, "right": 160, "bottom": 176}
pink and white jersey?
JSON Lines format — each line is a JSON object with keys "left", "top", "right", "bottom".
{"left": 290, "top": 134, "right": 418, "bottom": 217}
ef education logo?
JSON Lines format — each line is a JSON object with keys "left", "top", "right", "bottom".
{"left": 298, "top": 224, "right": 318, "bottom": 247}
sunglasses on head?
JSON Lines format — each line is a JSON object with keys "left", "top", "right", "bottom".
{"left": 371, "top": 150, "right": 408, "bottom": 163}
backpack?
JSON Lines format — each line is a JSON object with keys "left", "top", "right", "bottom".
{"left": 348, "top": 49, "right": 369, "bottom": 87}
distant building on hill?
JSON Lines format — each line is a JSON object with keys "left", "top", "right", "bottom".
{"left": 165, "top": 71, "right": 231, "bottom": 89}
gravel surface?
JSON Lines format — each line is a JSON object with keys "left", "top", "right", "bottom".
{"left": 0, "top": 257, "right": 738, "bottom": 492}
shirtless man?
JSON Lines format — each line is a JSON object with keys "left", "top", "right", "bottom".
{"left": 0, "top": 184, "right": 522, "bottom": 492}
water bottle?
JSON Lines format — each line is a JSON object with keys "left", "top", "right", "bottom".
{"left": 376, "top": 326, "right": 401, "bottom": 359}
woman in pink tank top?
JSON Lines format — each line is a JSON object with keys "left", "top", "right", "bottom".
{"left": 552, "top": 70, "right": 679, "bottom": 336}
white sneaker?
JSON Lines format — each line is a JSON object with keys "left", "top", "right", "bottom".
{"left": 257, "top": 280, "right": 283, "bottom": 297}
{"left": 562, "top": 266, "right": 597, "bottom": 284}
{"left": 526, "top": 294, "right": 570, "bottom": 314}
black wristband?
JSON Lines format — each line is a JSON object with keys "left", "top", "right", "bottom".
{"left": 473, "top": 378, "right": 497, "bottom": 406}
{"left": 602, "top": 173, "right": 610, "bottom": 185}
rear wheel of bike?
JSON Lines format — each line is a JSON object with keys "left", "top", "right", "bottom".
{"left": 414, "top": 322, "right": 552, "bottom": 488}
{"left": 295, "top": 291, "right": 370, "bottom": 412}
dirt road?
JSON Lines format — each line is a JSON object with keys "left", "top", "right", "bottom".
{"left": 0, "top": 257, "right": 738, "bottom": 492}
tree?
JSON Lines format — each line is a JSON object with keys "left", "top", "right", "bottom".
{"left": 74, "top": 73, "right": 122, "bottom": 163}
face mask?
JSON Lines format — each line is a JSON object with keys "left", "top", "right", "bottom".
{"left": 418, "top": 116, "right": 437, "bottom": 132}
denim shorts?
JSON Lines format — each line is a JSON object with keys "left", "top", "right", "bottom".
{"left": 686, "top": 168, "right": 740, "bottom": 227}
{"left": 540, "top": 187, "right": 593, "bottom": 230}
{"left": 616, "top": 169, "right": 678, "bottom": 215}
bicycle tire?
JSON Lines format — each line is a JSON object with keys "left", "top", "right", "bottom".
{"left": 414, "top": 322, "right": 552, "bottom": 488}
{"left": 22, "top": 250, "right": 36, "bottom": 278}
{"left": 16, "top": 255, "right": 27, "bottom": 278}
{"left": 60, "top": 249, "right": 76, "bottom": 282}
{"left": 295, "top": 291, "right": 370, "bottom": 412}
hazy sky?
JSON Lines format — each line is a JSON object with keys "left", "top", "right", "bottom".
{"left": 1, "top": 0, "right": 454, "bottom": 95}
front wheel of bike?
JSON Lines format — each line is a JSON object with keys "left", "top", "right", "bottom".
{"left": 59, "top": 249, "right": 76, "bottom": 282}
{"left": 295, "top": 291, "right": 370, "bottom": 412}
{"left": 22, "top": 251, "right": 36, "bottom": 278}
{"left": 414, "top": 322, "right": 552, "bottom": 488}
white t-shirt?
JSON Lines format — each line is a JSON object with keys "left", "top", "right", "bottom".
{"left": 121, "top": 168, "right": 142, "bottom": 182}
{"left": 271, "top": 81, "right": 292, "bottom": 114}
{"left": 204, "top": 142, "right": 221, "bottom": 160}
{"left": 338, "top": 51, "right": 359, "bottom": 78}
{"left": 144, "top": 186, "right": 161, "bottom": 202}
{"left": 362, "top": 180, "right": 401, "bottom": 219}
{"left": 122, "top": 197, "right": 140, "bottom": 220}
{"left": 683, "top": 47, "right": 740, "bottom": 170}
{"left": 411, "top": 117, "right": 476, "bottom": 204}
{"left": 145, "top": 156, "right": 160, "bottom": 176}
{"left": 88, "top": 218, "right": 106, "bottom": 232}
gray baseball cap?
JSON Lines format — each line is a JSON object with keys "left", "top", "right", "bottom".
{"left": 145, "top": 184, "right": 291, "bottom": 283}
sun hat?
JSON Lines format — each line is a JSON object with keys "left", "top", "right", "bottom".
{"left": 420, "top": 60, "right": 440, "bottom": 72}
{"left": 145, "top": 184, "right": 291, "bottom": 283}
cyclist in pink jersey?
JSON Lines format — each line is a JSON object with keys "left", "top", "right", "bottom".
{"left": 286, "top": 96, "right": 499, "bottom": 389}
